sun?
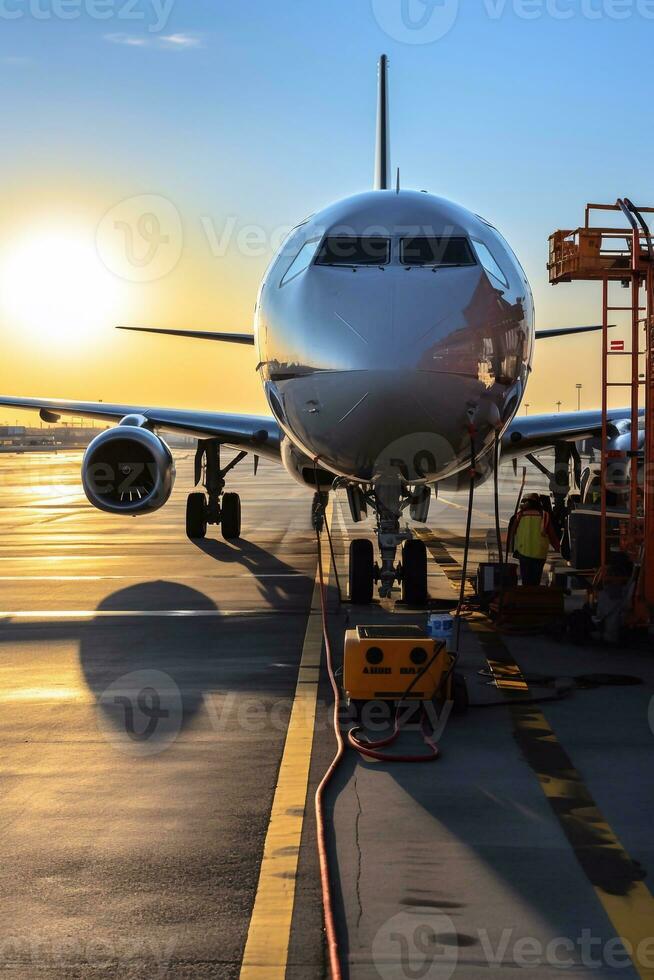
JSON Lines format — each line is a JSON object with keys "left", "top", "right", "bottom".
{"left": 0, "top": 225, "right": 128, "bottom": 346}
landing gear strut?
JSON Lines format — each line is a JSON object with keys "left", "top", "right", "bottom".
{"left": 375, "top": 520, "right": 428, "bottom": 603}
{"left": 186, "top": 440, "right": 245, "bottom": 541}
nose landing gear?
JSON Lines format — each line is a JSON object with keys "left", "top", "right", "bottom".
{"left": 312, "top": 480, "right": 431, "bottom": 604}
{"left": 186, "top": 440, "right": 245, "bottom": 541}
{"left": 375, "top": 483, "right": 429, "bottom": 603}
{"left": 346, "top": 486, "right": 429, "bottom": 604}
{"left": 348, "top": 530, "right": 429, "bottom": 604}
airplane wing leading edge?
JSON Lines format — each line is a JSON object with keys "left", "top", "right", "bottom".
{"left": 502, "top": 407, "right": 639, "bottom": 458}
{"left": 0, "top": 396, "right": 281, "bottom": 459}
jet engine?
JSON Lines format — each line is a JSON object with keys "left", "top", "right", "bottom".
{"left": 82, "top": 416, "right": 175, "bottom": 515}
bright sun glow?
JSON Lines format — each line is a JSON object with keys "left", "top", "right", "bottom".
{"left": 0, "top": 226, "right": 127, "bottom": 346}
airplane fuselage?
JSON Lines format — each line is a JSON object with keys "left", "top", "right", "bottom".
{"left": 255, "top": 190, "right": 534, "bottom": 489}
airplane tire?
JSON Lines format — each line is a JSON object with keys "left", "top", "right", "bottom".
{"left": 346, "top": 485, "right": 368, "bottom": 523}
{"left": 401, "top": 539, "right": 428, "bottom": 606}
{"left": 221, "top": 492, "right": 241, "bottom": 540}
{"left": 186, "top": 492, "right": 207, "bottom": 540}
{"left": 349, "top": 539, "right": 374, "bottom": 604}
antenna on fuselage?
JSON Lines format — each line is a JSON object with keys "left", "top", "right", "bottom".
{"left": 374, "top": 54, "right": 391, "bottom": 190}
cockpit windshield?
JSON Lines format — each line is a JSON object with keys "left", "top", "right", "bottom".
{"left": 280, "top": 239, "right": 321, "bottom": 285}
{"left": 472, "top": 240, "right": 509, "bottom": 288}
{"left": 316, "top": 236, "right": 390, "bottom": 267}
{"left": 400, "top": 237, "right": 476, "bottom": 267}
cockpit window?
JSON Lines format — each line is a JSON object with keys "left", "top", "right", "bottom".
{"left": 472, "top": 240, "right": 509, "bottom": 288}
{"left": 280, "top": 239, "right": 321, "bottom": 285}
{"left": 400, "top": 236, "right": 476, "bottom": 267}
{"left": 316, "top": 236, "right": 390, "bottom": 267}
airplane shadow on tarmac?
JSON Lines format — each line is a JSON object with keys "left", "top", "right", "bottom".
{"left": 192, "top": 534, "right": 313, "bottom": 609}
{"left": 0, "top": 549, "right": 313, "bottom": 753}
{"left": 75, "top": 537, "right": 313, "bottom": 746}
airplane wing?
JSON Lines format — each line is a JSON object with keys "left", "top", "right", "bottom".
{"left": 0, "top": 396, "right": 281, "bottom": 458}
{"left": 116, "top": 326, "right": 255, "bottom": 345}
{"left": 535, "top": 324, "right": 610, "bottom": 340}
{"left": 120, "top": 323, "right": 605, "bottom": 344}
{"left": 502, "top": 407, "right": 638, "bottom": 458}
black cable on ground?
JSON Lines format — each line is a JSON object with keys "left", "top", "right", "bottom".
{"left": 323, "top": 497, "right": 343, "bottom": 604}
{"left": 493, "top": 429, "right": 504, "bottom": 566}
{"left": 313, "top": 463, "right": 343, "bottom": 604}
{"left": 454, "top": 428, "right": 477, "bottom": 650}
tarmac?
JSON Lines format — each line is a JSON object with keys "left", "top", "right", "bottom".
{"left": 0, "top": 450, "right": 652, "bottom": 979}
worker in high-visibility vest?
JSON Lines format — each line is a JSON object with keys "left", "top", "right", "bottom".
{"left": 507, "top": 493, "right": 561, "bottom": 586}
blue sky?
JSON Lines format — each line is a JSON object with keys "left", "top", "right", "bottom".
{"left": 1, "top": 0, "right": 652, "bottom": 414}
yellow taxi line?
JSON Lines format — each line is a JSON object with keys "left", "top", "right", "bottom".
{"left": 239, "top": 503, "right": 332, "bottom": 979}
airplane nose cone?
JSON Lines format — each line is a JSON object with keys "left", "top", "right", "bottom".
{"left": 278, "top": 367, "right": 483, "bottom": 483}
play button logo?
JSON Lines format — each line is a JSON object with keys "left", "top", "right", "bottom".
{"left": 371, "top": 0, "right": 460, "bottom": 44}
{"left": 372, "top": 908, "right": 459, "bottom": 979}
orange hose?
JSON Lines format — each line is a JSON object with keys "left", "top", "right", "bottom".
{"left": 314, "top": 526, "right": 344, "bottom": 980}
{"left": 347, "top": 709, "right": 439, "bottom": 762}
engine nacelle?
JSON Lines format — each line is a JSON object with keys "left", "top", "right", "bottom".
{"left": 82, "top": 419, "right": 175, "bottom": 515}
{"left": 280, "top": 437, "right": 334, "bottom": 490}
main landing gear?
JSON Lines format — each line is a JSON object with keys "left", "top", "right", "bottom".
{"left": 186, "top": 440, "right": 245, "bottom": 541}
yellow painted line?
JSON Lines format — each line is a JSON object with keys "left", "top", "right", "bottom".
{"left": 485, "top": 657, "right": 529, "bottom": 692}
{"left": 514, "top": 705, "right": 654, "bottom": 980}
{"left": 438, "top": 494, "right": 508, "bottom": 525}
{"left": 415, "top": 529, "right": 476, "bottom": 596}
{"left": 240, "top": 503, "right": 332, "bottom": 979}
{"left": 468, "top": 615, "right": 654, "bottom": 979}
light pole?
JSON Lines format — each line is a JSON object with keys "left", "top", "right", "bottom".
{"left": 576, "top": 384, "right": 583, "bottom": 411}
{"left": 525, "top": 403, "right": 530, "bottom": 416}
{"left": 556, "top": 400, "right": 562, "bottom": 412}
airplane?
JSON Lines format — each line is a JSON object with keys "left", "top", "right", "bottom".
{"left": 0, "top": 56, "right": 634, "bottom": 604}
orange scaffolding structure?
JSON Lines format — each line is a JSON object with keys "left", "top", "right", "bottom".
{"left": 548, "top": 199, "right": 654, "bottom": 625}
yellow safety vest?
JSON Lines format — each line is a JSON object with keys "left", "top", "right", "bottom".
{"left": 514, "top": 513, "right": 550, "bottom": 560}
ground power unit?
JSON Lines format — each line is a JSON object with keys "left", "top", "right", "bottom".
{"left": 343, "top": 625, "right": 448, "bottom": 702}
